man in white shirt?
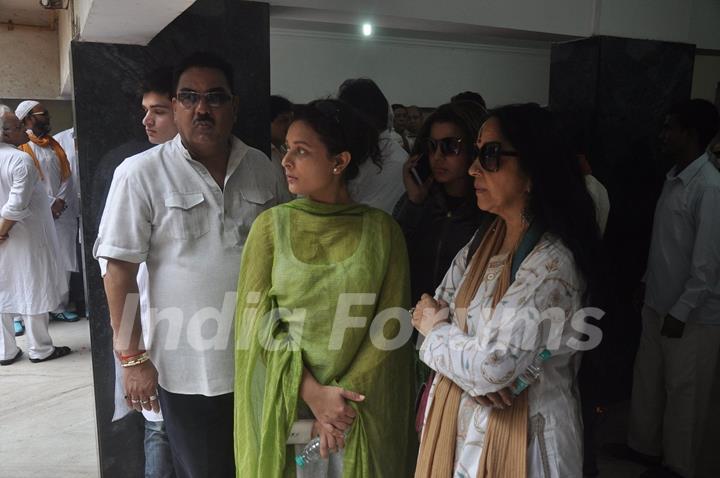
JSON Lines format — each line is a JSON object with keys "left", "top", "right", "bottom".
{"left": 338, "top": 78, "right": 408, "bottom": 214}
{"left": 628, "top": 99, "right": 720, "bottom": 478}
{"left": 0, "top": 105, "right": 71, "bottom": 365}
{"left": 94, "top": 53, "right": 290, "bottom": 477}
{"left": 15, "top": 100, "right": 80, "bottom": 323}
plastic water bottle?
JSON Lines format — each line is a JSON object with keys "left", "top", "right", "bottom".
{"left": 511, "top": 349, "right": 551, "bottom": 395}
{"left": 295, "top": 429, "right": 349, "bottom": 468}
{"left": 295, "top": 437, "right": 322, "bottom": 468}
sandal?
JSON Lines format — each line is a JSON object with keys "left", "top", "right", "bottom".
{"left": 1, "top": 348, "right": 23, "bottom": 366}
{"left": 30, "top": 346, "right": 72, "bottom": 363}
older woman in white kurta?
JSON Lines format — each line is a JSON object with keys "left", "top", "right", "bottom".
{"left": 412, "top": 104, "right": 603, "bottom": 478}
{"left": 419, "top": 233, "right": 584, "bottom": 477}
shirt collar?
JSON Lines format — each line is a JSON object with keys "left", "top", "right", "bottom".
{"left": 667, "top": 151, "right": 710, "bottom": 185}
{"left": 172, "top": 134, "right": 248, "bottom": 180}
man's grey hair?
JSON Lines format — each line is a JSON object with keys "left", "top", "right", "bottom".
{"left": 0, "top": 105, "right": 11, "bottom": 142}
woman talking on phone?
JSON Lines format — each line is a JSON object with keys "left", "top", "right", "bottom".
{"left": 393, "top": 101, "right": 490, "bottom": 303}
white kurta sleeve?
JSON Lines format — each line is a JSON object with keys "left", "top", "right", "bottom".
{"left": 93, "top": 164, "right": 152, "bottom": 263}
{"left": 1, "top": 156, "right": 40, "bottom": 221}
{"left": 55, "top": 173, "right": 72, "bottom": 202}
{"left": 421, "top": 242, "right": 583, "bottom": 397}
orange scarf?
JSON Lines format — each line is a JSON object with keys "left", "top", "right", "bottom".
{"left": 415, "top": 217, "right": 529, "bottom": 478}
{"left": 19, "top": 132, "right": 71, "bottom": 184}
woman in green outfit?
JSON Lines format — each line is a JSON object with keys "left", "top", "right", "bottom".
{"left": 234, "top": 99, "right": 417, "bottom": 477}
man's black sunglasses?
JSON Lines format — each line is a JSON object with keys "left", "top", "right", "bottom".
{"left": 471, "top": 141, "right": 519, "bottom": 172}
{"left": 176, "top": 90, "right": 233, "bottom": 109}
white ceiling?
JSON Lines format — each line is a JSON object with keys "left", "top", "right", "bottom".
{"left": 0, "top": 0, "right": 57, "bottom": 27}
{"left": 270, "top": 6, "right": 578, "bottom": 49}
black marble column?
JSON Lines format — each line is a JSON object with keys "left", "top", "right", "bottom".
{"left": 549, "top": 36, "right": 694, "bottom": 397}
{"left": 71, "top": 1, "right": 270, "bottom": 476}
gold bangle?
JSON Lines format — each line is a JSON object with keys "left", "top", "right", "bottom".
{"left": 120, "top": 352, "right": 150, "bottom": 368}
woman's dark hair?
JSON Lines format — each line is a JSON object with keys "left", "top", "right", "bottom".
{"left": 337, "top": 78, "right": 390, "bottom": 134}
{"left": 291, "top": 99, "right": 381, "bottom": 182}
{"left": 489, "top": 103, "right": 606, "bottom": 306}
{"left": 411, "top": 100, "right": 488, "bottom": 158}
{"left": 451, "top": 91, "right": 487, "bottom": 109}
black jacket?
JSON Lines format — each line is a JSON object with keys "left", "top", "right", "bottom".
{"left": 393, "top": 186, "right": 490, "bottom": 303}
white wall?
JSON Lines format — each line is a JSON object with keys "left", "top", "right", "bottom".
{"left": 272, "top": 0, "right": 720, "bottom": 49}
{"left": 270, "top": 29, "right": 551, "bottom": 107}
{"left": 689, "top": 0, "right": 720, "bottom": 51}
{"left": 74, "top": 0, "right": 93, "bottom": 36}
{"left": 58, "top": 8, "right": 74, "bottom": 97}
{"left": 0, "top": 28, "right": 60, "bottom": 99}
{"left": 692, "top": 55, "right": 720, "bottom": 102}
{"left": 272, "top": 0, "right": 595, "bottom": 37}
{"left": 597, "top": 0, "right": 692, "bottom": 43}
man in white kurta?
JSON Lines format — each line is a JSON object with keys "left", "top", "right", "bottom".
{"left": 0, "top": 106, "right": 70, "bottom": 365}
{"left": 348, "top": 130, "right": 408, "bottom": 214}
{"left": 337, "top": 79, "right": 408, "bottom": 213}
{"left": 15, "top": 100, "right": 79, "bottom": 322}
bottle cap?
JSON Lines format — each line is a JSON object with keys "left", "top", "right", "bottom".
{"left": 539, "top": 349, "right": 552, "bottom": 361}
{"left": 295, "top": 456, "right": 305, "bottom": 467}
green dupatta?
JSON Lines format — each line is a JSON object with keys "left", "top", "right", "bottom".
{"left": 234, "top": 199, "right": 418, "bottom": 477}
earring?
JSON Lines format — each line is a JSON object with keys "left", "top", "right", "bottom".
{"left": 333, "top": 167, "right": 339, "bottom": 174}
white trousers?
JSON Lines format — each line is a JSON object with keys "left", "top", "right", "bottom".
{"left": 0, "top": 313, "right": 54, "bottom": 360}
{"left": 628, "top": 306, "right": 720, "bottom": 478}
{"left": 52, "top": 270, "right": 72, "bottom": 313}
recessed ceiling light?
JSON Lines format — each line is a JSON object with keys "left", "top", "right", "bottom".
{"left": 39, "top": 0, "right": 69, "bottom": 9}
{"left": 362, "top": 23, "right": 373, "bottom": 37}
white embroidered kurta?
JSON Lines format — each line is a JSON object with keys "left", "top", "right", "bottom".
{"left": 0, "top": 143, "right": 67, "bottom": 315}
{"left": 26, "top": 137, "right": 78, "bottom": 272}
{"left": 420, "top": 234, "right": 585, "bottom": 478}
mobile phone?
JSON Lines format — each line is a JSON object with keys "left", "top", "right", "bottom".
{"left": 410, "top": 153, "right": 432, "bottom": 185}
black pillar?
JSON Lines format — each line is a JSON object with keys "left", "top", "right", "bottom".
{"left": 549, "top": 36, "right": 695, "bottom": 397}
{"left": 71, "top": 1, "right": 270, "bottom": 476}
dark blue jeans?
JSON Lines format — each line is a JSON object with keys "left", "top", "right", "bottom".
{"left": 145, "top": 419, "right": 175, "bottom": 478}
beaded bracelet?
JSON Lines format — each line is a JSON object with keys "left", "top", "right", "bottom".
{"left": 121, "top": 352, "right": 150, "bottom": 368}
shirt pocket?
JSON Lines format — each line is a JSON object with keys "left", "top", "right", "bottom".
{"left": 164, "top": 192, "right": 210, "bottom": 240}
{"left": 229, "top": 188, "right": 275, "bottom": 244}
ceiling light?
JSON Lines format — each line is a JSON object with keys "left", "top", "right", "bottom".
{"left": 39, "top": 0, "right": 69, "bottom": 9}
{"left": 362, "top": 23, "right": 373, "bottom": 37}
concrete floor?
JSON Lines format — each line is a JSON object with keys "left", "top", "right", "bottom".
{"left": 0, "top": 319, "right": 653, "bottom": 478}
{"left": 0, "top": 319, "right": 99, "bottom": 478}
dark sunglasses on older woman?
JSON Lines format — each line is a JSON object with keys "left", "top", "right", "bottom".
{"left": 471, "top": 141, "right": 519, "bottom": 172}
{"left": 426, "top": 137, "right": 464, "bottom": 156}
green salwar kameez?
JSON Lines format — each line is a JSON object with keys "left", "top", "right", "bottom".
{"left": 234, "top": 199, "right": 417, "bottom": 477}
